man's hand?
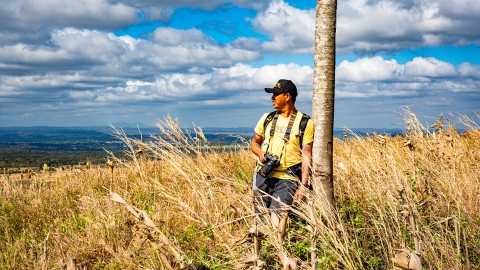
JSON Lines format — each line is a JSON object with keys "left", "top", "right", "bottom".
{"left": 294, "top": 185, "right": 307, "bottom": 201}
{"left": 258, "top": 153, "right": 267, "bottom": 163}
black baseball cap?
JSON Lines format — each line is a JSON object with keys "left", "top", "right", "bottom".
{"left": 265, "top": 79, "right": 298, "bottom": 97}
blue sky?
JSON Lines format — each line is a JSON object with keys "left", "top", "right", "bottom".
{"left": 0, "top": 0, "right": 479, "bottom": 129}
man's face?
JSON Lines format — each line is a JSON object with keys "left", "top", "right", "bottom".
{"left": 271, "top": 92, "right": 288, "bottom": 109}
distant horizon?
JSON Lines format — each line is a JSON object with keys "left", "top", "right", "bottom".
{"left": 0, "top": 123, "right": 409, "bottom": 130}
{"left": 1, "top": 123, "right": 460, "bottom": 134}
{"left": 0, "top": 112, "right": 470, "bottom": 130}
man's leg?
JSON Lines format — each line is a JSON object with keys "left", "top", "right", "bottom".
{"left": 268, "top": 179, "right": 298, "bottom": 243}
{"left": 269, "top": 179, "right": 299, "bottom": 211}
{"left": 253, "top": 172, "right": 274, "bottom": 211}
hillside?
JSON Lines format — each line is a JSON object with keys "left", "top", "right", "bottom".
{"left": 0, "top": 113, "right": 478, "bottom": 269}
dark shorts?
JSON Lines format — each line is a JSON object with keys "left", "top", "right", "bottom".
{"left": 253, "top": 172, "right": 299, "bottom": 213}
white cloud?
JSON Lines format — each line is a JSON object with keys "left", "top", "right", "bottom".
{"left": 337, "top": 56, "right": 461, "bottom": 82}
{"left": 57, "top": 63, "right": 313, "bottom": 104}
{"left": 333, "top": 56, "right": 479, "bottom": 104}
{"left": 337, "top": 56, "right": 403, "bottom": 82}
{"left": 0, "top": 0, "right": 138, "bottom": 35}
{"left": 116, "top": 0, "right": 271, "bottom": 12}
{"left": 252, "top": 63, "right": 313, "bottom": 87}
{"left": 69, "top": 90, "right": 97, "bottom": 99}
{"left": 0, "top": 0, "right": 272, "bottom": 46}
{"left": 251, "top": 0, "right": 315, "bottom": 54}
{"left": 0, "top": 27, "right": 263, "bottom": 79}
{"left": 458, "top": 63, "right": 480, "bottom": 79}
{"left": 336, "top": 0, "right": 480, "bottom": 53}
{"left": 0, "top": 0, "right": 268, "bottom": 47}
{"left": 435, "top": 0, "right": 480, "bottom": 20}
{"left": 141, "top": 6, "right": 175, "bottom": 22}
{"left": 151, "top": 27, "right": 214, "bottom": 46}
{"left": 243, "top": 0, "right": 480, "bottom": 55}
{"left": 2, "top": 54, "right": 476, "bottom": 114}
{"left": 404, "top": 57, "right": 456, "bottom": 77}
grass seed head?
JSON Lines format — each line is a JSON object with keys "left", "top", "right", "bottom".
{"left": 106, "top": 160, "right": 114, "bottom": 174}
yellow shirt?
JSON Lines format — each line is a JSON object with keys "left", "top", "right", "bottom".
{"left": 254, "top": 111, "right": 314, "bottom": 180}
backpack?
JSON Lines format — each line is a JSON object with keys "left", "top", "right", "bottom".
{"left": 262, "top": 110, "right": 311, "bottom": 149}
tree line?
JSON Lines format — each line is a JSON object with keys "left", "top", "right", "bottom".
{"left": 0, "top": 150, "right": 122, "bottom": 170}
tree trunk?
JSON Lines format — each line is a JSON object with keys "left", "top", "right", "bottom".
{"left": 312, "top": 0, "right": 337, "bottom": 207}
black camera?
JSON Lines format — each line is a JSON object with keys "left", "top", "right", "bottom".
{"left": 258, "top": 153, "right": 280, "bottom": 178}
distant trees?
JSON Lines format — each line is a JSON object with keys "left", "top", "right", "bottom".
{"left": 0, "top": 150, "right": 119, "bottom": 169}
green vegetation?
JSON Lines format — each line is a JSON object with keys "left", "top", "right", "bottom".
{"left": 0, "top": 113, "right": 479, "bottom": 269}
{"left": 0, "top": 149, "right": 121, "bottom": 170}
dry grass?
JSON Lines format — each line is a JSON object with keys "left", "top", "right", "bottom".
{"left": 1, "top": 111, "right": 479, "bottom": 269}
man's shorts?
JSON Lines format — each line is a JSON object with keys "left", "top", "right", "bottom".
{"left": 253, "top": 172, "right": 299, "bottom": 213}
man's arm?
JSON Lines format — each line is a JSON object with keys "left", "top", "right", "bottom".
{"left": 301, "top": 142, "right": 313, "bottom": 185}
{"left": 295, "top": 141, "right": 312, "bottom": 200}
{"left": 250, "top": 133, "right": 266, "bottom": 163}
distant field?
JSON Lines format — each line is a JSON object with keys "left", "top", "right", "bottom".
{"left": 0, "top": 126, "right": 251, "bottom": 169}
{"left": 0, "top": 125, "right": 406, "bottom": 170}
{"left": 0, "top": 149, "right": 121, "bottom": 171}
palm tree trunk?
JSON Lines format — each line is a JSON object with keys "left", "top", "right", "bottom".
{"left": 312, "top": 0, "right": 337, "bottom": 207}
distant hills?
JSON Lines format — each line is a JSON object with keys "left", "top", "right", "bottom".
{"left": 110, "top": 122, "right": 154, "bottom": 129}
{"left": 1, "top": 124, "right": 470, "bottom": 169}
{"left": 0, "top": 125, "right": 405, "bottom": 148}
{"left": 0, "top": 125, "right": 406, "bottom": 168}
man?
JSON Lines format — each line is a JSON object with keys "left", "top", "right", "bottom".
{"left": 250, "top": 79, "right": 314, "bottom": 223}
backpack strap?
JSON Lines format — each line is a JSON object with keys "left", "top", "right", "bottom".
{"left": 263, "top": 110, "right": 311, "bottom": 149}
{"left": 262, "top": 110, "right": 278, "bottom": 133}
{"left": 269, "top": 110, "right": 297, "bottom": 141}
{"left": 297, "top": 113, "right": 311, "bottom": 149}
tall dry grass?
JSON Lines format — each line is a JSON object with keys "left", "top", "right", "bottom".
{"left": 331, "top": 110, "right": 480, "bottom": 269}
{"left": 0, "top": 111, "right": 479, "bottom": 269}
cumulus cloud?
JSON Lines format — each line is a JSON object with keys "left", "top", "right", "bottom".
{"left": 334, "top": 56, "right": 480, "bottom": 106}
{"left": 337, "top": 56, "right": 464, "bottom": 82}
{"left": 337, "top": 0, "right": 480, "bottom": 53}
{"left": 1, "top": 55, "right": 479, "bottom": 127}
{"left": 0, "top": 0, "right": 138, "bottom": 45}
{"left": 235, "top": 0, "right": 480, "bottom": 55}
{"left": 3, "top": 54, "right": 476, "bottom": 117}
{"left": 116, "top": 0, "right": 271, "bottom": 13}
{"left": 457, "top": 63, "right": 480, "bottom": 79}
{"left": 0, "top": 27, "right": 262, "bottom": 79}
{"left": 85, "top": 63, "right": 314, "bottom": 104}
{"left": 251, "top": 0, "right": 316, "bottom": 54}
{"left": 151, "top": 27, "right": 215, "bottom": 46}
{"left": 230, "top": 37, "right": 262, "bottom": 51}
{"left": 2, "top": 0, "right": 479, "bottom": 55}
{"left": 337, "top": 57, "right": 403, "bottom": 82}
{"left": 404, "top": 57, "right": 456, "bottom": 77}
{"left": 0, "top": 0, "right": 272, "bottom": 46}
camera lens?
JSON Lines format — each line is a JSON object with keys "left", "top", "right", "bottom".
{"left": 258, "top": 154, "right": 279, "bottom": 178}
{"left": 259, "top": 162, "right": 274, "bottom": 178}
